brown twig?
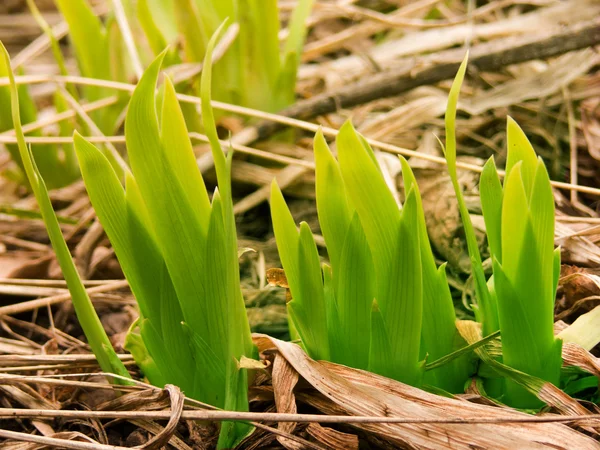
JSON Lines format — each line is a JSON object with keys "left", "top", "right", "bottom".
{"left": 0, "top": 279, "right": 130, "bottom": 316}
{"left": 3, "top": 407, "right": 600, "bottom": 426}
{"left": 254, "top": 18, "right": 600, "bottom": 141}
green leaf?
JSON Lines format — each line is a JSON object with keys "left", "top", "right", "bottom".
{"left": 558, "top": 305, "right": 600, "bottom": 351}
{"left": 296, "top": 222, "right": 330, "bottom": 360}
{"left": 501, "top": 163, "right": 529, "bottom": 282}
{"left": 137, "top": 0, "right": 169, "bottom": 56}
{"left": 0, "top": 42, "right": 130, "bottom": 382}
{"left": 368, "top": 299, "right": 394, "bottom": 379}
{"left": 283, "top": 0, "right": 314, "bottom": 59}
{"left": 270, "top": 180, "right": 301, "bottom": 299}
{"left": 173, "top": 0, "right": 207, "bottom": 62}
{"left": 458, "top": 320, "right": 557, "bottom": 409}
{"left": 553, "top": 247, "right": 561, "bottom": 301}
{"left": 443, "top": 53, "right": 498, "bottom": 336}
{"left": 314, "top": 128, "right": 353, "bottom": 290}
{"left": 443, "top": 53, "right": 468, "bottom": 172}
{"left": 400, "top": 156, "right": 469, "bottom": 392}
{"left": 322, "top": 264, "right": 343, "bottom": 361}
{"left": 505, "top": 117, "right": 538, "bottom": 195}
{"left": 27, "top": 0, "right": 77, "bottom": 98}
{"left": 218, "top": 359, "right": 253, "bottom": 450}
{"left": 161, "top": 76, "right": 211, "bottom": 234}
{"left": 0, "top": 57, "right": 73, "bottom": 189}
{"left": 125, "top": 50, "right": 253, "bottom": 419}
{"left": 337, "top": 121, "right": 400, "bottom": 274}
{"left": 378, "top": 189, "right": 423, "bottom": 385}
{"left": 143, "top": 0, "right": 178, "bottom": 41}
{"left": 126, "top": 52, "right": 209, "bottom": 337}
{"left": 270, "top": 183, "right": 329, "bottom": 360}
{"left": 273, "top": 51, "right": 298, "bottom": 110}
{"left": 479, "top": 157, "right": 503, "bottom": 262}
{"left": 493, "top": 254, "right": 562, "bottom": 408}
{"left": 54, "top": 0, "right": 108, "bottom": 80}
{"left": 124, "top": 319, "right": 167, "bottom": 387}
{"left": 335, "top": 212, "right": 374, "bottom": 370}
{"left": 74, "top": 133, "right": 194, "bottom": 391}
{"left": 238, "top": 0, "right": 281, "bottom": 111}
{"left": 201, "top": 23, "right": 253, "bottom": 359}
{"left": 529, "top": 159, "right": 556, "bottom": 301}
{"left": 200, "top": 20, "right": 233, "bottom": 207}
{"left": 182, "top": 321, "right": 227, "bottom": 406}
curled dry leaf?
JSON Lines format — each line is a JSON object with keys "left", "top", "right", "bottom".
{"left": 255, "top": 334, "right": 600, "bottom": 449}
{"left": 562, "top": 342, "right": 600, "bottom": 379}
{"left": 305, "top": 423, "right": 359, "bottom": 450}
{"left": 556, "top": 266, "right": 600, "bottom": 321}
{"left": 267, "top": 267, "right": 293, "bottom": 303}
{"left": 272, "top": 354, "right": 302, "bottom": 449}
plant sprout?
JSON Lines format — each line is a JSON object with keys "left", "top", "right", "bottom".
{"left": 74, "top": 27, "right": 255, "bottom": 447}
{"left": 271, "top": 123, "right": 472, "bottom": 392}
{"left": 134, "top": 0, "right": 314, "bottom": 112}
{"left": 444, "top": 55, "right": 562, "bottom": 409}
{"left": 0, "top": 42, "right": 130, "bottom": 383}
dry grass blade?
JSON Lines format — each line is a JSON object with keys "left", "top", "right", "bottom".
{"left": 0, "top": 279, "right": 129, "bottom": 316}
{"left": 0, "top": 429, "right": 128, "bottom": 450}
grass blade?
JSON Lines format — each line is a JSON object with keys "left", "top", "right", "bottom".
{"left": 335, "top": 212, "right": 374, "bottom": 370}
{"left": 337, "top": 121, "right": 400, "bottom": 275}
{"left": 443, "top": 53, "right": 498, "bottom": 335}
{"left": 400, "top": 156, "right": 470, "bottom": 392}
{"left": 0, "top": 42, "right": 130, "bottom": 382}
{"left": 74, "top": 133, "right": 194, "bottom": 392}
{"left": 479, "top": 157, "right": 503, "bottom": 262}
{"left": 314, "top": 128, "right": 353, "bottom": 290}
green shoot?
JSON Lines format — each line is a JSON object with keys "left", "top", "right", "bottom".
{"left": 54, "top": 0, "right": 127, "bottom": 133}
{"left": 0, "top": 42, "right": 130, "bottom": 383}
{"left": 138, "top": 0, "right": 314, "bottom": 112}
{"left": 271, "top": 124, "right": 471, "bottom": 391}
{"left": 74, "top": 26, "right": 254, "bottom": 447}
{"left": 487, "top": 119, "right": 562, "bottom": 408}
{"left": 444, "top": 55, "right": 562, "bottom": 408}
{"left": 443, "top": 54, "right": 499, "bottom": 336}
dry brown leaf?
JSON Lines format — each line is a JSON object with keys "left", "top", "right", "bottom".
{"left": 256, "top": 334, "right": 600, "bottom": 449}
{"left": 556, "top": 266, "right": 600, "bottom": 321}
{"left": 305, "top": 423, "right": 359, "bottom": 450}
{"left": 272, "top": 354, "right": 303, "bottom": 449}
{"left": 562, "top": 342, "right": 600, "bottom": 379}
{"left": 464, "top": 50, "right": 599, "bottom": 115}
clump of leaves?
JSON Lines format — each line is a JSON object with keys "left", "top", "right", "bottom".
{"left": 270, "top": 55, "right": 577, "bottom": 409}
{"left": 271, "top": 123, "right": 472, "bottom": 392}
{"left": 73, "top": 28, "right": 255, "bottom": 447}
{"left": 444, "top": 56, "right": 562, "bottom": 408}
{"left": 134, "top": 0, "right": 314, "bottom": 112}
{"left": 53, "top": 0, "right": 130, "bottom": 134}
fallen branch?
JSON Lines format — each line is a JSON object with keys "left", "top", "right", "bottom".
{"left": 254, "top": 18, "right": 600, "bottom": 141}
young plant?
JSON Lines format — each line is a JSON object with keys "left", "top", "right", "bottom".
{"left": 444, "top": 55, "right": 562, "bottom": 408}
{"left": 54, "top": 0, "right": 129, "bottom": 134}
{"left": 271, "top": 123, "right": 472, "bottom": 392}
{"left": 0, "top": 0, "right": 125, "bottom": 189}
{"left": 134, "top": 0, "right": 314, "bottom": 112}
{"left": 0, "top": 42, "right": 130, "bottom": 382}
{"left": 73, "top": 29, "right": 255, "bottom": 448}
